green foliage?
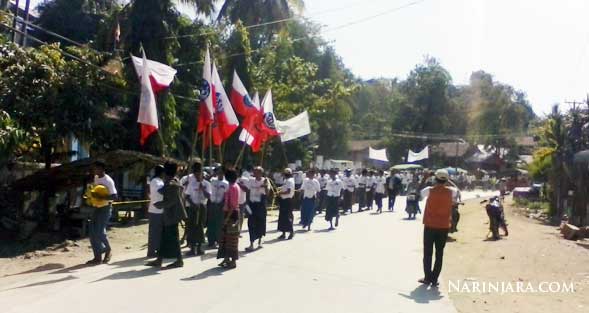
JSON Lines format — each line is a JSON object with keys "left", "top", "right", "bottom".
{"left": 0, "top": 42, "right": 126, "bottom": 165}
{"left": 0, "top": 110, "right": 28, "bottom": 164}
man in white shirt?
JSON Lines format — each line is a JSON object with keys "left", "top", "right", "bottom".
{"left": 317, "top": 170, "right": 328, "bottom": 214}
{"left": 300, "top": 169, "right": 321, "bottom": 231}
{"left": 246, "top": 166, "right": 268, "bottom": 251}
{"left": 87, "top": 160, "right": 118, "bottom": 265}
{"left": 237, "top": 171, "right": 250, "bottom": 233}
{"left": 374, "top": 170, "right": 387, "bottom": 213}
{"left": 325, "top": 169, "right": 344, "bottom": 230}
{"left": 357, "top": 169, "right": 367, "bottom": 211}
{"left": 365, "top": 170, "right": 376, "bottom": 210}
{"left": 341, "top": 169, "right": 356, "bottom": 214}
{"left": 147, "top": 165, "right": 165, "bottom": 258}
{"left": 184, "top": 162, "right": 211, "bottom": 255}
{"left": 278, "top": 168, "right": 296, "bottom": 240}
{"left": 207, "top": 167, "right": 228, "bottom": 247}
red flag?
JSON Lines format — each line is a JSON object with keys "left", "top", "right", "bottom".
{"left": 211, "top": 62, "right": 239, "bottom": 145}
{"left": 231, "top": 71, "right": 258, "bottom": 118}
{"left": 136, "top": 51, "right": 159, "bottom": 146}
{"left": 240, "top": 90, "right": 279, "bottom": 152}
{"left": 198, "top": 47, "right": 214, "bottom": 134}
{"left": 131, "top": 55, "right": 177, "bottom": 94}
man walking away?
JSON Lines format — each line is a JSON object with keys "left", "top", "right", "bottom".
{"left": 387, "top": 170, "right": 403, "bottom": 212}
{"left": 87, "top": 160, "right": 118, "bottom": 265}
{"left": 418, "top": 169, "right": 458, "bottom": 287}
{"left": 357, "top": 169, "right": 367, "bottom": 211}
{"left": 246, "top": 167, "right": 268, "bottom": 251}
{"left": 147, "top": 165, "right": 165, "bottom": 258}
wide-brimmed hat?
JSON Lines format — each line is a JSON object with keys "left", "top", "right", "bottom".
{"left": 435, "top": 169, "right": 450, "bottom": 181}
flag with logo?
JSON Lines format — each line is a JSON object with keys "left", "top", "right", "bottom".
{"left": 210, "top": 62, "right": 239, "bottom": 146}
{"left": 198, "top": 47, "right": 214, "bottom": 134}
{"left": 231, "top": 71, "right": 259, "bottom": 119}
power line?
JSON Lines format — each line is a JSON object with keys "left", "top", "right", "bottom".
{"left": 166, "top": 0, "right": 408, "bottom": 40}
{"left": 174, "top": 0, "right": 426, "bottom": 67}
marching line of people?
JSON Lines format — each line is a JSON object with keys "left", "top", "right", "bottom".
{"left": 88, "top": 160, "right": 462, "bottom": 286}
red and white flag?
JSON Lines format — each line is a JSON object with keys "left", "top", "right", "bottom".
{"left": 131, "top": 54, "right": 177, "bottom": 94}
{"left": 240, "top": 89, "right": 280, "bottom": 152}
{"left": 231, "top": 71, "right": 258, "bottom": 118}
{"left": 198, "top": 47, "right": 214, "bottom": 134}
{"left": 211, "top": 62, "right": 239, "bottom": 146}
{"left": 238, "top": 92, "right": 261, "bottom": 147}
{"left": 137, "top": 51, "right": 159, "bottom": 146}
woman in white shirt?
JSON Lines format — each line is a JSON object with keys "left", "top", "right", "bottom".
{"left": 278, "top": 168, "right": 296, "bottom": 240}
{"left": 374, "top": 170, "right": 387, "bottom": 214}
{"left": 300, "top": 170, "right": 321, "bottom": 231}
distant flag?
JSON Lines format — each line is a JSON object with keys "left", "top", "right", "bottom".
{"left": 258, "top": 89, "right": 281, "bottom": 138}
{"left": 136, "top": 50, "right": 158, "bottom": 146}
{"left": 198, "top": 47, "right": 214, "bottom": 134}
{"left": 231, "top": 71, "right": 258, "bottom": 118}
{"left": 131, "top": 54, "right": 177, "bottom": 94}
{"left": 210, "top": 62, "right": 239, "bottom": 145}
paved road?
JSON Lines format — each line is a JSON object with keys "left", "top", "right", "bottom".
{"left": 1, "top": 191, "right": 495, "bottom": 313}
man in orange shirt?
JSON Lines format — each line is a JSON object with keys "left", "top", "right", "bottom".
{"left": 418, "top": 169, "right": 458, "bottom": 287}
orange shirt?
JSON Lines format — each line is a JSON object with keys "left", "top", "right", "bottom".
{"left": 422, "top": 185, "right": 454, "bottom": 230}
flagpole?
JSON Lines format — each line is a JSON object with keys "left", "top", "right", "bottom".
{"left": 279, "top": 137, "right": 289, "bottom": 167}
{"left": 208, "top": 124, "right": 213, "bottom": 168}
{"left": 260, "top": 141, "right": 267, "bottom": 168}
{"left": 218, "top": 143, "right": 223, "bottom": 165}
{"left": 234, "top": 130, "right": 250, "bottom": 168}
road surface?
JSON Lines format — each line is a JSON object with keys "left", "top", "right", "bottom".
{"left": 0, "top": 191, "right": 495, "bottom": 313}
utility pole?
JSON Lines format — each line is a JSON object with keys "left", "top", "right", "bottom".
{"left": 20, "top": 0, "right": 30, "bottom": 47}
{"left": 11, "top": 0, "right": 19, "bottom": 43}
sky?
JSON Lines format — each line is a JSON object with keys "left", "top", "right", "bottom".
{"left": 20, "top": 0, "right": 589, "bottom": 115}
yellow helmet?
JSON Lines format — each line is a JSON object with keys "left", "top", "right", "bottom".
{"left": 84, "top": 184, "right": 110, "bottom": 208}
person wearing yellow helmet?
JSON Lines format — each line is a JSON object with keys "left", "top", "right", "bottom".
{"left": 86, "top": 160, "right": 118, "bottom": 266}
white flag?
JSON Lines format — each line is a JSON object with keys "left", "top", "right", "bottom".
{"left": 407, "top": 146, "right": 429, "bottom": 163}
{"left": 276, "top": 111, "right": 311, "bottom": 142}
{"left": 369, "top": 147, "right": 389, "bottom": 162}
{"left": 137, "top": 50, "right": 158, "bottom": 146}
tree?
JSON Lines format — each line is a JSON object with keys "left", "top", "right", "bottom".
{"left": 0, "top": 42, "right": 126, "bottom": 168}
{"left": 0, "top": 110, "right": 28, "bottom": 165}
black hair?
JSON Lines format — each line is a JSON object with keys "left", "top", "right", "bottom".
{"left": 154, "top": 165, "right": 164, "bottom": 177}
{"left": 164, "top": 161, "right": 178, "bottom": 177}
{"left": 225, "top": 168, "right": 238, "bottom": 183}
{"left": 192, "top": 161, "right": 202, "bottom": 173}
{"left": 362, "top": 169, "right": 368, "bottom": 175}
{"left": 435, "top": 178, "right": 447, "bottom": 184}
{"left": 95, "top": 159, "right": 106, "bottom": 169}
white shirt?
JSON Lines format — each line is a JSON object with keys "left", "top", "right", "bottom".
{"left": 184, "top": 174, "right": 211, "bottom": 205}
{"left": 148, "top": 177, "right": 164, "bottom": 214}
{"left": 294, "top": 172, "right": 304, "bottom": 185}
{"left": 318, "top": 175, "right": 329, "bottom": 190}
{"left": 342, "top": 176, "right": 357, "bottom": 192}
{"left": 94, "top": 174, "right": 117, "bottom": 195}
{"left": 420, "top": 186, "right": 459, "bottom": 203}
{"left": 301, "top": 178, "right": 321, "bottom": 198}
{"left": 326, "top": 178, "right": 344, "bottom": 197}
{"left": 210, "top": 178, "right": 229, "bottom": 204}
{"left": 280, "top": 177, "right": 295, "bottom": 199}
{"left": 248, "top": 177, "right": 267, "bottom": 203}
{"left": 273, "top": 172, "right": 284, "bottom": 185}
{"left": 374, "top": 176, "right": 387, "bottom": 194}
{"left": 365, "top": 176, "right": 375, "bottom": 191}
{"left": 357, "top": 175, "right": 366, "bottom": 189}
{"left": 237, "top": 176, "right": 249, "bottom": 205}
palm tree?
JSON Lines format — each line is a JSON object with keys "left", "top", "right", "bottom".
{"left": 218, "top": 0, "right": 304, "bottom": 26}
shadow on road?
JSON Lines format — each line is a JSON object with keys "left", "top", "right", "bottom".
{"left": 398, "top": 284, "right": 444, "bottom": 304}
{"left": 91, "top": 267, "right": 159, "bottom": 283}
{"left": 3, "top": 263, "right": 65, "bottom": 277}
{"left": 181, "top": 267, "right": 230, "bottom": 281}
{"left": 2, "top": 275, "right": 78, "bottom": 291}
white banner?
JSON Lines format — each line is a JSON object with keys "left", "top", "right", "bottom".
{"left": 407, "top": 146, "right": 429, "bottom": 163}
{"left": 368, "top": 147, "right": 389, "bottom": 162}
{"left": 276, "top": 111, "right": 311, "bottom": 142}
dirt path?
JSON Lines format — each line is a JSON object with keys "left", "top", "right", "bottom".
{"left": 444, "top": 197, "right": 589, "bottom": 313}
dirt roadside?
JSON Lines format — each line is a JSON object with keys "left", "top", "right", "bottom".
{"left": 444, "top": 197, "right": 589, "bottom": 313}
